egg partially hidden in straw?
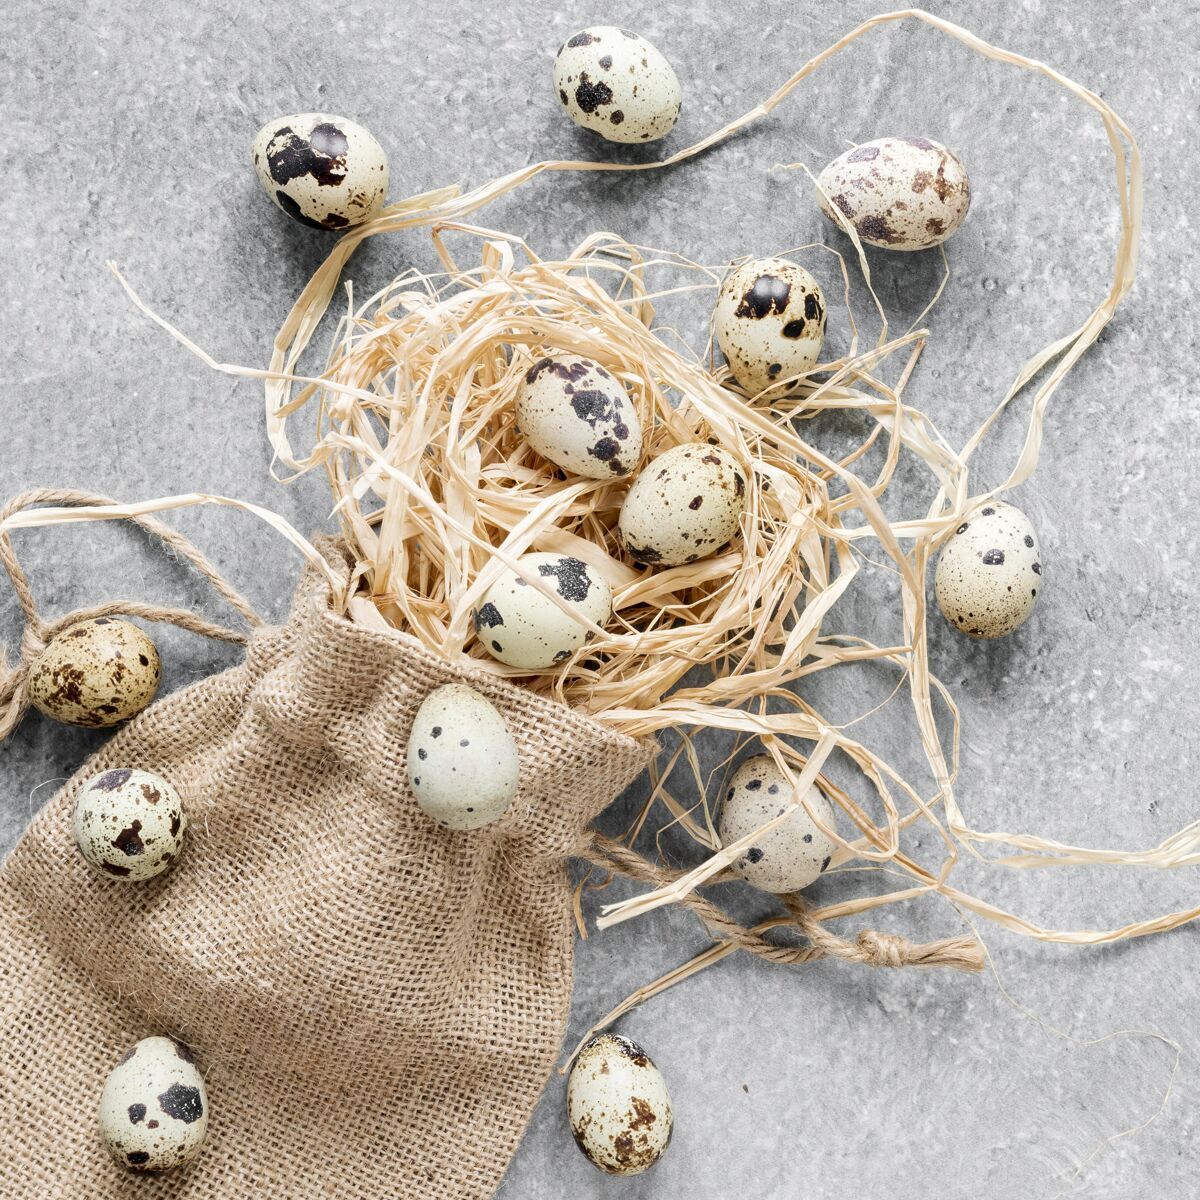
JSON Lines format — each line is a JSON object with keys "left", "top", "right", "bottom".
{"left": 73, "top": 768, "right": 187, "bottom": 882}
{"left": 719, "top": 754, "right": 837, "bottom": 894}
{"left": 407, "top": 684, "right": 520, "bottom": 830}
{"left": 935, "top": 500, "right": 1042, "bottom": 639}
{"left": 817, "top": 135, "right": 971, "bottom": 251}
{"left": 99, "top": 1036, "right": 209, "bottom": 1173}
{"left": 252, "top": 112, "right": 388, "bottom": 231}
{"left": 618, "top": 443, "right": 748, "bottom": 567}
{"left": 567, "top": 1033, "right": 673, "bottom": 1176}
{"left": 474, "top": 553, "right": 612, "bottom": 671}
{"left": 553, "top": 27, "right": 682, "bottom": 143}
{"left": 28, "top": 617, "right": 161, "bottom": 728}
{"left": 713, "top": 257, "right": 827, "bottom": 395}
{"left": 517, "top": 353, "right": 643, "bottom": 479}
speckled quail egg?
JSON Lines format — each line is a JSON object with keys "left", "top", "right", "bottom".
{"left": 935, "top": 500, "right": 1042, "bottom": 639}
{"left": 72, "top": 768, "right": 187, "bottom": 882}
{"left": 618, "top": 443, "right": 747, "bottom": 567}
{"left": 474, "top": 553, "right": 612, "bottom": 671}
{"left": 517, "top": 353, "right": 643, "bottom": 479}
{"left": 28, "top": 617, "right": 161, "bottom": 728}
{"left": 99, "top": 1035, "right": 209, "bottom": 1172}
{"left": 567, "top": 1033, "right": 673, "bottom": 1176}
{"left": 252, "top": 113, "right": 388, "bottom": 230}
{"left": 407, "top": 684, "right": 520, "bottom": 830}
{"left": 817, "top": 136, "right": 971, "bottom": 251}
{"left": 714, "top": 257, "right": 827, "bottom": 395}
{"left": 553, "top": 27, "right": 681, "bottom": 143}
{"left": 719, "top": 755, "right": 837, "bottom": 894}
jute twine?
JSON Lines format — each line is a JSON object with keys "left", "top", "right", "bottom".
{"left": 0, "top": 489, "right": 262, "bottom": 739}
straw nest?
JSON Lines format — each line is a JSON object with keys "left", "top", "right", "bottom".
{"left": 100, "top": 12, "right": 1200, "bottom": 982}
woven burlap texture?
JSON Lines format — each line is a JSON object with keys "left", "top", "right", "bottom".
{"left": 0, "top": 540, "right": 650, "bottom": 1198}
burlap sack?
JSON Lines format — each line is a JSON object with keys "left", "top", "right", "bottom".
{"left": 0, "top": 534, "right": 649, "bottom": 1198}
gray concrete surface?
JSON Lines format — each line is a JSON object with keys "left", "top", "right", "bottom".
{"left": 3, "top": 2, "right": 1197, "bottom": 1196}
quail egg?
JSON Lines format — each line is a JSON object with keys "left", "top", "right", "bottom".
{"left": 719, "top": 754, "right": 837, "bottom": 894}
{"left": 517, "top": 353, "right": 643, "bottom": 479}
{"left": 407, "top": 684, "right": 520, "bottom": 830}
{"left": 28, "top": 617, "right": 160, "bottom": 728}
{"left": 72, "top": 768, "right": 187, "bottom": 882}
{"left": 817, "top": 136, "right": 971, "bottom": 251}
{"left": 252, "top": 113, "right": 388, "bottom": 230}
{"left": 618, "top": 443, "right": 747, "bottom": 567}
{"left": 553, "top": 27, "right": 681, "bottom": 143}
{"left": 935, "top": 500, "right": 1042, "bottom": 639}
{"left": 714, "top": 257, "right": 827, "bottom": 395}
{"left": 567, "top": 1033, "right": 673, "bottom": 1176}
{"left": 474, "top": 553, "right": 612, "bottom": 670}
{"left": 99, "top": 1036, "right": 209, "bottom": 1172}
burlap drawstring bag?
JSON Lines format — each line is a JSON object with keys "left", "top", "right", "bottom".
{"left": 0, "top": 490, "right": 983, "bottom": 1198}
{"left": 0, "top": 491, "right": 650, "bottom": 1198}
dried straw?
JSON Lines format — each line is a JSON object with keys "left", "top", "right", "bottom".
{"left": 99, "top": 10, "right": 1196, "bottom": 992}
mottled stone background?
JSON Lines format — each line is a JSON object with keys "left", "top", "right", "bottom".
{"left": 3, "top": 2, "right": 1197, "bottom": 1196}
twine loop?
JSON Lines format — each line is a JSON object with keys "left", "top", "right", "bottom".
{"left": 0, "top": 489, "right": 264, "bottom": 741}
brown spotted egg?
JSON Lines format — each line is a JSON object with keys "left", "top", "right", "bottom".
{"left": 817, "top": 136, "right": 971, "bottom": 251}
{"left": 517, "top": 353, "right": 643, "bottom": 479}
{"left": 553, "top": 27, "right": 681, "bottom": 143}
{"left": 935, "top": 500, "right": 1042, "bottom": 639}
{"left": 714, "top": 257, "right": 827, "bottom": 395}
{"left": 618, "top": 443, "right": 747, "bottom": 567}
{"left": 252, "top": 113, "right": 388, "bottom": 230}
{"left": 28, "top": 617, "right": 160, "bottom": 728}
{"left": 73, "top": 768, "right": 187, "bottom": 882}
{"left": 719, "top": 755, "right": 837, "bottom": 894}
{"left": 407, "top": 684, "right": 520, "bottom": 830}
{"left": 99, "top": 1036, "right": 209, "bottom": 1172}
{"left": 567, "top": 1033, "right": 673, "bottom": 1176}
{"left": 474, "top": 553, "right": 612, "bottom": 671}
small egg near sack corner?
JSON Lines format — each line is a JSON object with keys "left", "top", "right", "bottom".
{"left": 28, "top": 617, "right": 160, "bottom": 728}
{"left": 474, "top": 553, "right": 612, "bottom": 670}
{"left": 73, "top": 768, "right": 187, "bottom": 881}
{"left": 553, "top": 27, "right": 681, "bottom": 143}
{"left": 407, "top": 684, "right": 519, "bottom": 830}
{"left": 252, "top": 113, "right": 388, "bottom": 230}
{"left": 567, "top": 1033, "right": 673, "bottom": 1176}
{"left": 817, "top": 136, "right": 971, "bottom": 251}
{"left": 517, "top": 353, "right": 643, "bottom": 479}
{"left": 713, "top": 257, "right": 827, "bottom": 395}
{"left": 719, "top": 755, "right": 837, "bottom": 894}
{"left": 99, "top": 1036, "right": 209, "bottom": 1173}
{"left": 619, "top": 443, "right": 747, "bottom": 567}
{"left": 935, "top": 500, "right": 1042, "bottom": 639}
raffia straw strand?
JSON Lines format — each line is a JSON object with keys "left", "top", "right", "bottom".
{"left": 108, "top": 11, "right": 1197, "bottom": 958}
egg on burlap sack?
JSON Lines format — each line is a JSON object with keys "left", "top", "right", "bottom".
{"left": 0, "top": 544, "right": 650, "bottom": 1197}
{"left": 98, "top": 1036, "right": 209, "bottom": 1172}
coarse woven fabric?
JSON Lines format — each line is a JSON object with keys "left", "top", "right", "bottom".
{"left": 0, "top": 540, "right": 651, "bottom": 1198}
